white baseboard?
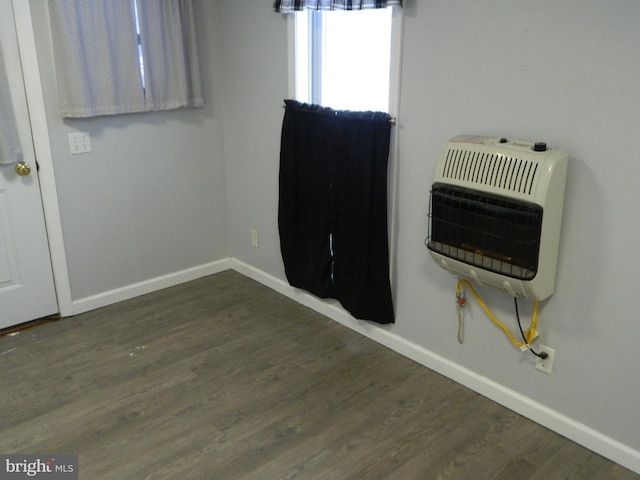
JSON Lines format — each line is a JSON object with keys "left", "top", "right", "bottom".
{"left": 231, "top": 258, "right": 640, "bottom": 475}
{"left": 71, "top": 259, "right": 232, "bottom": 316}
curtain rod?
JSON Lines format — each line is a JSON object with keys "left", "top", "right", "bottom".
{"left": 282, "top": 104, "right": 396, "bottom": 125}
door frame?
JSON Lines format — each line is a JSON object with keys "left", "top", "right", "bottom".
{"left": 12, "top": 2, "right": 73, "bottom": 316}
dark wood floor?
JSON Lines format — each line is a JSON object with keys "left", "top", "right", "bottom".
{"left": 1, "top": 270, "right": 637, "bottom": 479}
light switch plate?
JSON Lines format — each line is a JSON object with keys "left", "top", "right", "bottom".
{"left": 68, "top": 132, "right": 91, "bottom": 155}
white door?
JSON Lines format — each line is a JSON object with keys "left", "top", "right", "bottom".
{"left": 0, "top": 0, "right": 58, "bottom": 329}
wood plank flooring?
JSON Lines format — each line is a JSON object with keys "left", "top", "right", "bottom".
{"left": 0, "top": 270, "right": 637, "bottom": 479}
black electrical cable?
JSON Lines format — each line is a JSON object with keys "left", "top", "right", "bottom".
{"left": 514, "top": 298, "right": 548, "bottom": 360}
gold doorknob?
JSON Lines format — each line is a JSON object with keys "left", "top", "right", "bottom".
{"left": 15, "top": 162, "right": 31, "bottom": 176}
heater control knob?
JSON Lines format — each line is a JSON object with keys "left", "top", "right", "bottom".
{"left": 533, "top": 142, "right": 548, "bottom": 152}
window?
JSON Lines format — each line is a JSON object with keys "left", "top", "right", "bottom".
{"left": 280, "top": 5, "right": 402, "bottom": 321}
{"left": 293, "top": 7, "right": 400, "bottom": 113}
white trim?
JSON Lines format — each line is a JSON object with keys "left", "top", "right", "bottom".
{"left": 286, "top": 14, "right": 297, "bottom": 99}
{"left": 12, "top": 2, "right": 74, "bottom": 317}
{"left": 230, "top": 258, "right": 640, "bottom": 476}
{"left": 71, "top": 259, "right": 232, "bottom": 315}
{"left": 388, "top": 6, "right": 404, "bottom": 118}
{"left": 387, "top": 6, "right": 403, "bottom": 287}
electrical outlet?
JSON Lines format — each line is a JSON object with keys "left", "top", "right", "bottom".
{"left": 68, "top": 132, "right": 91, "bottom": 155}
{"left": 250, "top": 229, "right": 259, "bottom": 248}
{"left": 535, "top": 345, "right": 555, "bottom": 375}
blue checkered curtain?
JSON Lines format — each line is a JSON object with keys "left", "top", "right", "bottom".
{"left": 274, "top": 0, "right": 401, "bottom": 12}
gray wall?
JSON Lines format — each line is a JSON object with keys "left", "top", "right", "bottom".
{"left": 221, "top": 1, "right": 640, "bottom": 455}
{"left": 30, "top": 0, "right": 229, "bottom": 301}
{"left": 218, "top": 1, "right": 289, "bottom": 275}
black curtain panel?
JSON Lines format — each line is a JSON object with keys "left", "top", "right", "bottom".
{"left": 278, "top": 100, "right": 394, "bottom": 324}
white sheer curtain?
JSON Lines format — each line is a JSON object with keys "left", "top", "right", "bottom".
{"left": 136, "top": 0, "right": 204, "bottom": 111}
{"left": 48, "top": 0, "right": 203, "bottom": 118}
{"left": 0, "top": 41, "right": 23, "bottom": 164}
{"left": 48, "top": 0, "right": 144, "bottom": 117}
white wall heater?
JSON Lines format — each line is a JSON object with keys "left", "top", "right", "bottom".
{"left": 427, "top": 135, "right": 568, "bottom": 301}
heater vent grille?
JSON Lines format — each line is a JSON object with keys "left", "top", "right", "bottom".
{"left": 428, "top": 184, "right": 543, "bottom": 281}
{"left": 441, "top": 148, "right": 539, "bottom": 195}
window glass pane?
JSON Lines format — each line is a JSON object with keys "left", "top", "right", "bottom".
{"left": 133, "top": 0, "right": 146, "bottom": 88}
{"left": 294, "top": 8, "right": 393, "bottom": 112}
{"left": 319, "top": 8, "right": 392, "bottom": 112}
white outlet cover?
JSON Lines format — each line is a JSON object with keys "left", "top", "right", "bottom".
{"left": 535, "top": 345, "right": 555, "bottom": 375}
